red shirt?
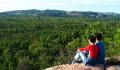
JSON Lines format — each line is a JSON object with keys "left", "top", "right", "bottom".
{"left": 79, "top": 44, "right": 99, "bottom": 59}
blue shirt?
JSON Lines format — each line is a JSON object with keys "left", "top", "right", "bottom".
{"left": 96, "top": 41, "right": 105, "bottom": 64}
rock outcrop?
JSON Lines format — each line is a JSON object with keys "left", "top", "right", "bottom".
{"left": 45, "top": 63, "right": 120, "bottom": 70}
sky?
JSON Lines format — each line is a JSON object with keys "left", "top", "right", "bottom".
{"left": 0, "top": 0, "right": 120, "bottom": 13}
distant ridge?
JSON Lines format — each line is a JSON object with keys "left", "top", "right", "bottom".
{"left": 0, "top": 9, "right": 120, "bottom": 18}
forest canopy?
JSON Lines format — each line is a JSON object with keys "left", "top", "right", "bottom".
{"left": 0, "top": 15, "right": 120, "bottom": 70}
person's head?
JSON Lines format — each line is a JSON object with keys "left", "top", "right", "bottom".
{"left": 88, "top": 35, "right": 96, "bottom": 44}
{"left": 95, "top": 32, "right": 102, "bottom": 40}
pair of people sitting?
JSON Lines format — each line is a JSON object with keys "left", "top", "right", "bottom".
{"left": 72, "top": 33, "right": 105, "bottom": 66}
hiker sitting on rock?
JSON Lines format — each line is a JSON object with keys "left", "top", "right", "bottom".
{"left": 95, "top": 32, "right": 105, "bottom": 64}
{"left": 72, "top": 35, "right": 99, "bottom": 66}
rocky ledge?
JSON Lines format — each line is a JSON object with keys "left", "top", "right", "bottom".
{"left": 45, "top": 63, "right": 120, "bottom": 70}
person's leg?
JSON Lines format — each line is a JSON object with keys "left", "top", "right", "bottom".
{"left": 79, "top": 51, "right": 88, "bottom": 64}
{"left": 72, "top": 51, "right": 88, "bottom": 64}
{"left": 74, "top": 52, "right": 81, "bottom": 60}
{"left": 71, "top": 52, "right": 82, "bottom": 64}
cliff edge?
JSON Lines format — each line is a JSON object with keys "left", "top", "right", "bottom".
{"left": 45, "top": 63, "right": 120, "bottom": 70}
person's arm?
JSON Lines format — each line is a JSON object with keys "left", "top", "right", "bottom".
{"left": 78, "top": 44, "right": 90, "bottom": 51}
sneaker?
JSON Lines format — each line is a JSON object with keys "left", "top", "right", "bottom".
{"left": 71, "top": 60, "right": 78, "bottom": 64}
{"left": 71, "top": 59, "right": 82, "bottom": 64}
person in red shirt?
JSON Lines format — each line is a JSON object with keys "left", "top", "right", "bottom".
{"left": 72, "top": 35, "right": 99, "bottom": 65}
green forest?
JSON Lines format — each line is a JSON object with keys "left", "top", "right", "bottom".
{"left": 0, "top": 16, "right": 120, "bottom": 70}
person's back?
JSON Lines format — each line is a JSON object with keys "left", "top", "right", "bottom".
{"left": 96, "top": 41, "right": 105, "bottom": 64}
{"left": 95, "top": 33, "right": 105, "bottom": 64}
{"left": 86, "top": 44, "right": 99, "bottom": 65}
{"left": 72, "top": 35, "right": 100, "bottom": 65}
{"left": 79, "top": 44, "right": 99, "bottom": 59}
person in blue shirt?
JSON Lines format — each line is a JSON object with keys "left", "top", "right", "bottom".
{"left": 95, "top": 32, "right": 105, "bottom": 64}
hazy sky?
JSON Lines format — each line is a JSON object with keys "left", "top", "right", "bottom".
{"left": 0, "top": 0, "right": 120, "bottom": 13}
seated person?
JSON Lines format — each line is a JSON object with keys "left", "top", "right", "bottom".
{"left": 72, "top": 35, "right": 99, "bottom": 66}
{"left": 95, "top": 33, "right": 105, "bottom": 64}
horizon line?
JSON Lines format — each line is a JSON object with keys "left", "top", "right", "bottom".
{"left": 0, "top": 9, "right": 119, "bottom": 14}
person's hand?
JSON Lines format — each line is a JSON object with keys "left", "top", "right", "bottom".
{"left": 76, "top": 49, "right": 80, "bottom": 52}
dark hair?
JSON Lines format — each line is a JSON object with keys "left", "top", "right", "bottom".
{"left": 88, "top": 35, "right": 96, "bottom": 43}
{"left": 95, "top": 32, "right": 102, "bottom": 40}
